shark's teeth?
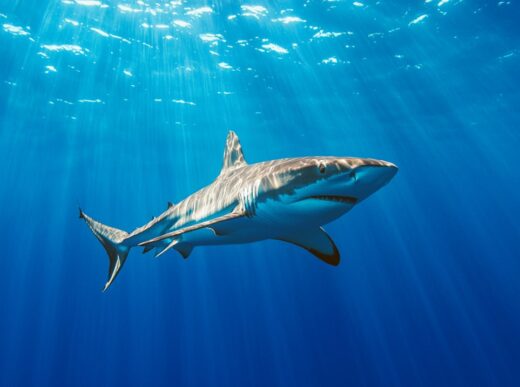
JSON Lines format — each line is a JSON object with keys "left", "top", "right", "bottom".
{"left": 309, "top": 195, "right": 358, "bottom": 204}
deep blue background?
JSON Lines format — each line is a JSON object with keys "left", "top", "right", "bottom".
{"left": 0, "top": 1, "right": 519, "bottom": 386}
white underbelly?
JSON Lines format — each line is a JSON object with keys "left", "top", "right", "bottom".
{"left": 179, "top": 198, "right": 354, "bottom": 247}
{"left": 254, "top": 198, "right": 354, "bottom": 227}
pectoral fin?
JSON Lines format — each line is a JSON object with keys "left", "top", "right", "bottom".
{"left": 139, "top": 206, "right": 245, "bottom": 247}
{"left": 276, "top": 227, "right": 340, "bottom": 266}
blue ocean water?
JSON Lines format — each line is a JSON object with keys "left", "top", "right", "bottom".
{"left": 0, "top": 0, "right": 519, "bottom": 386}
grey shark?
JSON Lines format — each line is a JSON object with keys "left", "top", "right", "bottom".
{"left": 80, "top": 131, "right": 397, "bottom": 290}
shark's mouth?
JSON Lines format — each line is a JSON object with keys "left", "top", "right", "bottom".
{"left": 308, "top": 195, "right": 358, "bottom": 204}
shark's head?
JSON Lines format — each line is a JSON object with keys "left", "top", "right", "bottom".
{"left": 284, "top": 156, "right": 398, "bottom": 204}
{"left": 220, "top": 131, "right": 397, "bottom": 224}
{"left": 257, "top": 156, "right": 398, "bottom": 223}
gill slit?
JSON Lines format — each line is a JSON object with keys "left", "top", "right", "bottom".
{"left": 240, "top": 179, "right": 260, "bottom": 218}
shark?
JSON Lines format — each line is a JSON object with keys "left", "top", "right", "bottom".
{"left": 80, "top": 131, "right": 397, "bottom": 290}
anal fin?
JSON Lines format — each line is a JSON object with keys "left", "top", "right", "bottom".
{"left": 275, "top": 227, "right": 340, "bottom": 266}
{"left": 174, "top": 243, "right": 193, "bottom": 259}
{"left": 152, "top": 239, "right": 193, "bottom": 259}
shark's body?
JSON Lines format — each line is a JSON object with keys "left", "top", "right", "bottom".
{"left": 81, "top": 131, "right": 397, "bottom": 290}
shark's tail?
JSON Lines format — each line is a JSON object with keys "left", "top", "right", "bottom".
{"left": 79, "top": 209, "right": 130, "bottom": 291}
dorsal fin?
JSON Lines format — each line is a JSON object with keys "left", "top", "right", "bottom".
{"left": 221, "top": 130, "right": 247, "bottom": 172}
{"left": 167, "top": 201, "right": 174, "bottom": 209}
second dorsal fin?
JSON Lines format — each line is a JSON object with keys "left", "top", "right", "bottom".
{"left": 221, "top": 130, "right": 247, "bottom": 172}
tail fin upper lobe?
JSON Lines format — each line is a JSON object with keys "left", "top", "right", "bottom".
{"left": 79, "top": 209, "right": 130, "bottom": 291}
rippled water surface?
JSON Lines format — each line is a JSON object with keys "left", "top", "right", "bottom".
{"left": 0, "top": 1, "right": 519, "bottom": 386}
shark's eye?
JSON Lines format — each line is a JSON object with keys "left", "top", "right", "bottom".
{"left": 319, "top": 163, "right": 326, "bottom": 174}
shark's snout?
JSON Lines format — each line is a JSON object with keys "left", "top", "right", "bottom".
{"left": 360, "top": 159, "right": 397, "bottom": 178}
{"left": 370, "top": 163, "right": 397, "bottom": 185}
{"left": 351, "top": 160, "right": 398, "bottom": 200}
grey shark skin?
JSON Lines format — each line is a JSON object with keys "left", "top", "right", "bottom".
{"left": 80, "top": 131, "right": 397, "bottom": 291}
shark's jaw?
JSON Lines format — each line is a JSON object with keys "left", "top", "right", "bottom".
{"left": 306, "top": 195, "right": 358, "bottom": 204}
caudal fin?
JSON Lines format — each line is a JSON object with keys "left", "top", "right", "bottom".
{"left": 79, "top": 209, "right": 130, "bottom": 291}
